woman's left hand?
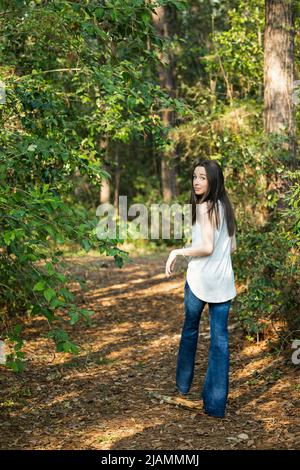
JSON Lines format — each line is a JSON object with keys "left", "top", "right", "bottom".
{"left": 165, "top": 250, "right": 177, "bottom": 278}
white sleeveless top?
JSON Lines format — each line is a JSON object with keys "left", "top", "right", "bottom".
{"left": 186, "top": 200, "right": 237, "bottom": 303}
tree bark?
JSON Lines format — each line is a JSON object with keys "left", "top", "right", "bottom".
{"left": 263, "top": 0, "right": 297, "bottom": 217}
{"left": 100, "top": 169, "right": 111, "bottom": 205}
{"left": 99, "top": 139, "right": 111, "bottom": 205}
{"left": 113, "top": 145, "right": 121, "bottom": 211}
{"left": 264, "top": 0, "right": 296, "bottom": 166}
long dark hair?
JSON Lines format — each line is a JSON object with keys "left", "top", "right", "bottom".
{"left": 189, "top": 159, "right": 237, "bottom": 237}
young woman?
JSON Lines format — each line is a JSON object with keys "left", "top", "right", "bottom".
{"left": 165, "top": 159, "right": 237, "bottom": 418}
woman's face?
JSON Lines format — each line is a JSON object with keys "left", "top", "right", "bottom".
{"left": 193, "top": 166, "right": 209, "bottom": 196}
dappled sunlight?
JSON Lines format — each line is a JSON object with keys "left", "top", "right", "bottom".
{"left": 238, "top": 340, "right": 270, "bottom": 358}
{"left": 1, "top": 0, "right": 299, "bottom": 453}
{"left": 90, "top": 281, "right": 183, "bottom": 304}
{"left": 1, "top": 253, "right": 299, "bottom": 450}
{"left": 233, "top": 357, "right": 270, "bottom": 380}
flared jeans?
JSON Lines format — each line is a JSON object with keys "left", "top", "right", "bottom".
{"left": 176, "top": 279, "right": 232, "bottom": 418}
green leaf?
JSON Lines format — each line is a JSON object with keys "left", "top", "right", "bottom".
{"left": 6, "top": 358, "right": 26, "bottom": 373}
{"left": 44, "top": 225, "right": 55, "bottom": 237}
{"left": 82, "top": 238, "right": 91, "bottom": 252}
{"left": 56, "top": 273, "right": 66, "bottom": 282}
{"left": 69, "top": 311, "right": 80, "bottom": 325}
{"left": 4, "top": 231, "right": 15, "bottom": 246}
{"left": 95, "top": 7, "right": 105, "bottom": 19}
{"left": 58, "top": 288, "right": 74, "bottom": 301}
{"left": 33, "top": 281, "right": 46, "bottom": 291}
{"left": 43, "top": 288, "right": 56, "bottom": 302}
{"left": 46, "top": 262, "right": 55, "bottom": 276}
{"left": 43, "top": 309, "right": 55, "bottom": 323}
{"left": 55, "top": 234, "right": 65, "bottom": 244}
{"left": 141, "top": 12, "right": 150, "bottom": 26}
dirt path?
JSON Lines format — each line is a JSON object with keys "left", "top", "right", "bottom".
{"left": 0, "top": 252, "right": 299, "bottom": 450}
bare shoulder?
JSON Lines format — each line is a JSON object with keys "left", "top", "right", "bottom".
{"left": 198, "top": 201, "right": 220, "bottom": 231}
{"left": 198, "top": 200, "right": 213, "bottom": 214}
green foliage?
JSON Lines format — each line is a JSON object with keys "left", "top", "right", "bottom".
{"left": 0, "top": 0, "right": 299, "bottom": 369}
{"left": 0, "top": 0, "right": 186, "bottom": 371}
{"left": 205, "top": 0, "right": 264, "bottom": 99}
{"left": 234, "top": 213, "right": 299, "bottom": 337}
{"left": 5, "top": 325, "right": 26, "bottom": 373}
{"left": 47, "top": 329, "right": 79, "bottom": 355}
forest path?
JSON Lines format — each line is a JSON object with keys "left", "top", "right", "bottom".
{"left": 0, "top": 251, "right": 299, "bottom": 450}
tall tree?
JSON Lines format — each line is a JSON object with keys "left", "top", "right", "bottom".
{"left": 100, "top": 171, "right": 111, "bottom": 205}
{"left": 113, "top": 145, "right": 121, "bottom": 211}
{"left": 99, "top": 139, "right": 111, "bottom": 205}
{"left": 264, "top": 0, "right": 296, "bottom": 166}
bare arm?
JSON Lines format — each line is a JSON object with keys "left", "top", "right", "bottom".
{"left": 173, "top": 203, "right": 214, "bottom": 258}
{"left": 230, "top": 231, "right": 237, "bottom": 254}
{"left": 165, "top": 203, "right": 214, "bottom": 277}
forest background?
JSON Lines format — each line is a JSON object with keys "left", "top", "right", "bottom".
{"left": 0, "top": 0, "right": 299, "bottom": 371}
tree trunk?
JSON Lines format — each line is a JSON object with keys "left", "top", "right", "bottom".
{"left": 114, "top": 146, "right": 121, "bottom": 212}
{"left": 151, "top": 5, "right": 178, "bottom": 202}
{"left": 100, "top": 169, "right": 111, "bottom": 205}
{"left": 264, "top": 0, "right": 296, "bottom": 166}
{"left": 99, "top": 139, "right": 111, "bottom": 205}
{"left": 263, "top": 0, "right": 297, "bottom": 217}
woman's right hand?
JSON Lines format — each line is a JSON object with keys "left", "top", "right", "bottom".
{"left": 165, "top": 250, "right": 177, "bottom": 278}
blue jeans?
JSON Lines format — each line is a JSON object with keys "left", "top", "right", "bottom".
{"left": 176, "top": 279, "right": 232, "bottom": 418}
